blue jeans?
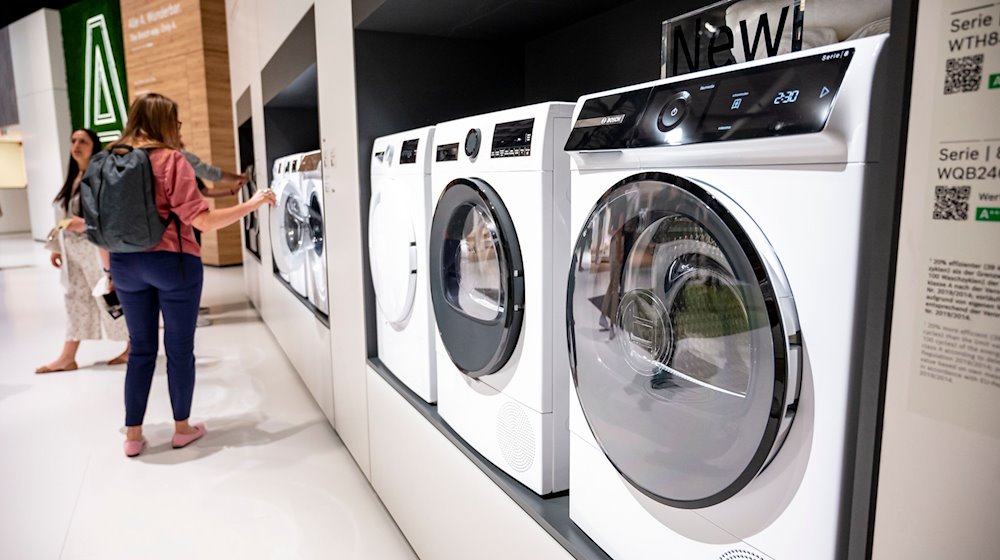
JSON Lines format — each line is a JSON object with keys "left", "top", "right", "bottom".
{"left": 110, "top": 251, "right": 203, "bottom": 426}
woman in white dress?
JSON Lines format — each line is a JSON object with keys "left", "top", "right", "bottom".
{"left": 36, "top": 129, "right": 130, "bottom": 373}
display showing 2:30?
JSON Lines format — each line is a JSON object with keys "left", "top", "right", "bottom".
{"left": 773, "top": 90, "right": 800, "bottom": 104}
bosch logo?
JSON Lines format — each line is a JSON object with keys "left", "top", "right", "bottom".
{"left": 601, "top": 115, "right": 626, "bottom": 125}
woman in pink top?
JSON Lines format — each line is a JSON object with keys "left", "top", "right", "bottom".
{"left": 109, "top": 93, "right": 276, "bottom": 457}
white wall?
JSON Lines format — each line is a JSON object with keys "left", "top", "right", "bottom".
{"left": 314, "top": 0, "right": 372, "bottom": 480}
{"left": 9, "top": 9, "right": 72, "bottom": 241}
{"left": 0, "top": 188, "right": 31, "bottom": 234}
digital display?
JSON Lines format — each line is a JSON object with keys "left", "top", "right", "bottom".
{"left": 695, "top": 47, "right": 855, "bottom": 142}
{"left": 491, "top": 118, "right": 534, "bottom": 158}
{"left": 570, "top": 48, "right": 856, "bottom": 151}
{"left": 436, "top": 143, "right": 459, "bottom": 162}
{"left": 400, "top": 139, "right": 419, "bottom": 164}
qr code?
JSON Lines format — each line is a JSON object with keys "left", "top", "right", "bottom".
{"left": 933, "top": 185, "right": 971, "bottom": 220}
{"left": 944, "top": 55, "right": 983, "bottom": 94}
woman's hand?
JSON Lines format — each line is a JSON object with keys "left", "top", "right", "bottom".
{"left": 65, "top": 216, "right": 86, "bottom": 233}
{"left": 250, "top": 188, "right": 277, "bottom": 209}
{"left": 50, "top": 252, "right": 63, "bottom": 268}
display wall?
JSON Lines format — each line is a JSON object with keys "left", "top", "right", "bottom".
{"left": 222, "top": 0, "right": 940, "bottom": 558}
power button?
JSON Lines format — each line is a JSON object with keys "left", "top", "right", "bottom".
{"left": 657, "top": 92, "right": 690, "bottom": 132}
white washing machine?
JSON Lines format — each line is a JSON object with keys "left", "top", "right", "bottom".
{"left": 370, "top": 126, "right": 437, "bottom": 403}
{"left": 300, "top": 150, "right": 329, "bottom": 317}
{"left": 270, "top": 152, "right": 309, "bottom": 300}
{"left": 429, "top": 103, "right": 574, "bottom": 495}
{"left": 563, "top": 37, "right": 887, "bottom": 559}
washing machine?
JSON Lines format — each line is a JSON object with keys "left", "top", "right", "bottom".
{"left": 430, "top": 103, "right": 574, "bottom": 494}
{"left": 300, "top": 150, "right": 329, "bottom": 317}
{"left": 370, "top": 126, "right": 437, "bottom": 403}
{"left": 241, "top": 164, "right": 261, "bottom": 260}
{"left": 563, "top": 36, "right": 887, "bottom": 559}
{"left": 269, "top": 153, "right": 309, "bottom": 300}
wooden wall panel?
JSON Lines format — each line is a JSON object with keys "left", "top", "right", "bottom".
{"left": 120, "top": 0, "right": 241, "bottom": 266}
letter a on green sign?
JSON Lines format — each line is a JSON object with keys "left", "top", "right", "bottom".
{"left": 990, "top": 73, "right": 1000, "bottom": 89}
{"left": 84, "top": 15, "right": 128, "bottom": 143}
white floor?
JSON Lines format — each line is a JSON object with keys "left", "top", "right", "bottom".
{"left": 0, "top": 233, "right": 417, "bottom": 560}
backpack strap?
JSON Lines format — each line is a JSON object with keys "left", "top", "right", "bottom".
{"left": 170, "top": 211, "right": 186, "bottom": 281}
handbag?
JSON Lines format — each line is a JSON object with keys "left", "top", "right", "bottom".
{"left": 43, "top": 226, "right": 62, "bottom": 252}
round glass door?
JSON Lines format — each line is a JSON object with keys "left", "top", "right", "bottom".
{"left": 271, "top": 178, "right": 308, "bottom": 274}
{"left": 568, "top": 172, "right": 798, "bottom": 508}
{"left": 369, "top": 187, "right": 417, "bottom": 329}
{"left": 430, "top": 178, "right": 524, "bottom": 378}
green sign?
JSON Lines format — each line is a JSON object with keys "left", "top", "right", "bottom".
{"left": 976, "top": 207, "right": 1000, "bottom": 221}
{"left": 61, "top": 0, "right": 128, "bottom": 145}
{"left": 990, "top": 73, "right": 1000, "bottom": 89}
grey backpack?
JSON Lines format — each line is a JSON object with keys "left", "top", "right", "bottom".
{"left": 80, "top": 145, "right": 178, "bottom": 252}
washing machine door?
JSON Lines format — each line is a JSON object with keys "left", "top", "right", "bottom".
{"left": 369, "top": 183, "right": 417, "bottom": 329}
{"left": 241, "top": 165, "right": 260, "bottom": 258}
{"left": 307, "top": 179, "right": 327, "bottom": 302}
{"left": 568, "top": 172, "right": 799, "bottom": 509}
{"left": 429, "top": 177, "right": 524, "bottom": 378}
{"left": 270, "top": 177, "right": 309, "bottom": 274}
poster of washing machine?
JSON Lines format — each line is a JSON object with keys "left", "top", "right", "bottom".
{"left": 661, "top": 0, "right": 891, "bottom": 77}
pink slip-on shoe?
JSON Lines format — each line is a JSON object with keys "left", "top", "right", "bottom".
{"left": 124, "top": 438, "right": 146, "bottom": 457}
{"left": 171, "top": 423, "right": 206, "bottom": 449}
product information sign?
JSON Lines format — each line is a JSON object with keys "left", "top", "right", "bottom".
{"left": 898, "top": 1, "right": 1000, "bottom": 437}
{"left": 60, "top": 0, "right": 129, "bottom": 144}
{"left": 874, "top": 0, "right": 1000, "bottom": 557}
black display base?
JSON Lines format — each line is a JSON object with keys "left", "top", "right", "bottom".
{"left": 367, "top": 357, "right": 611, "bottom": 560}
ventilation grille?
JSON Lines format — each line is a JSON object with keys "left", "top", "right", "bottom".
{"left": 720, "top": 549, "right": 765, "bottom": 560}
{"left": 496, "top": 402, "right": 535, "bottom": 473}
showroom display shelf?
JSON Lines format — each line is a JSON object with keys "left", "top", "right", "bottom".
{"left": 368, "top": 358, "right": 611, "bottom": 560}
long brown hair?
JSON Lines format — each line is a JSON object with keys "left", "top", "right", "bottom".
{"left": 54, "top": 128, "right": 101, "bottom": 211}
{"left": 116, "top": 92, "right": 182, "bottom": 150}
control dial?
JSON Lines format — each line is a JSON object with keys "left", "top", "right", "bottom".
{"left": 657, "top": 91, "right": 691, "bottom": 132}
{"left": 465, "top": 128, "right": 481, "bottom": 159}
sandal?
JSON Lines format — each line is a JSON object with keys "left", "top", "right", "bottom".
{"left": 35, "top": 361, "right": 78, "bottom": 374}
{"left": 107, "top": 354, "right": 128, "bottom": 366}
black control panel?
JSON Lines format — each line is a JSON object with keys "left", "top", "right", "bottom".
{"left": 400, "top": 139, "right": 419, "bottom": 164}
{"left": 491, "top": 118, "right": 534, "bottom": 158}
{"left": 565, "top": 48, "right": 855, "bottom": 151}
{"left": 436, "top": 143, "right": 459, "bottom": 162}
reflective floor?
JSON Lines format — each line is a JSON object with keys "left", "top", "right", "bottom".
{"left": 0, "top": 233, "right": 415, "bottom": 560}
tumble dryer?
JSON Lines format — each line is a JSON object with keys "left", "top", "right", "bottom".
{"left": 563, "top": 37, "right": 888, "bottom": 559}
{"left": 429, "top": 103, "right": 574, "bottom": 494}
{"left": 300, "top": 150, "right": 329, "bottom": 317}
{"left": 370, "top": 126, "right": 437, "bottom": 403}
{"left": 270, "top": 153, "right": 309, "bottom": 300}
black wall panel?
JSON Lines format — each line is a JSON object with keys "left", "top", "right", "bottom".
{"left": 524, "top": 0, "right": 706, "bottom": 103}
{"left": 354, "top": 29, "right": 525, "bottom": 357}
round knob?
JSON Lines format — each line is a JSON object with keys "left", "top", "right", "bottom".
{"left": 465, "top": 128, "right": 481, "bottom": 158}
{"left": 657, "top": 92, "right": 691, "bottom": 133}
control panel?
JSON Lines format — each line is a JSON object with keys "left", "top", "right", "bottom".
{"left": 491, "top": 118, "right": 534, "bottom": 158}
{"left": 436, "top": 142, "right": 459, "bottom": 162}
{"left": 400, "top": 138, "right": 419, "bottom": 164}
{"left": 565, "top": 48, "right": 855, "bottom": 151}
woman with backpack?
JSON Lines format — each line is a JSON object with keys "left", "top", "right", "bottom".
{"left": 36, "top": 128, "right": 130, "bottom": 373}
{"left": 109, "top": 92, "right": 276, "bottom": 457}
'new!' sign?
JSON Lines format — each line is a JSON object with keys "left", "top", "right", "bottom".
{"left": 664, "top": 4, "right": 801, "bottom": 77}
